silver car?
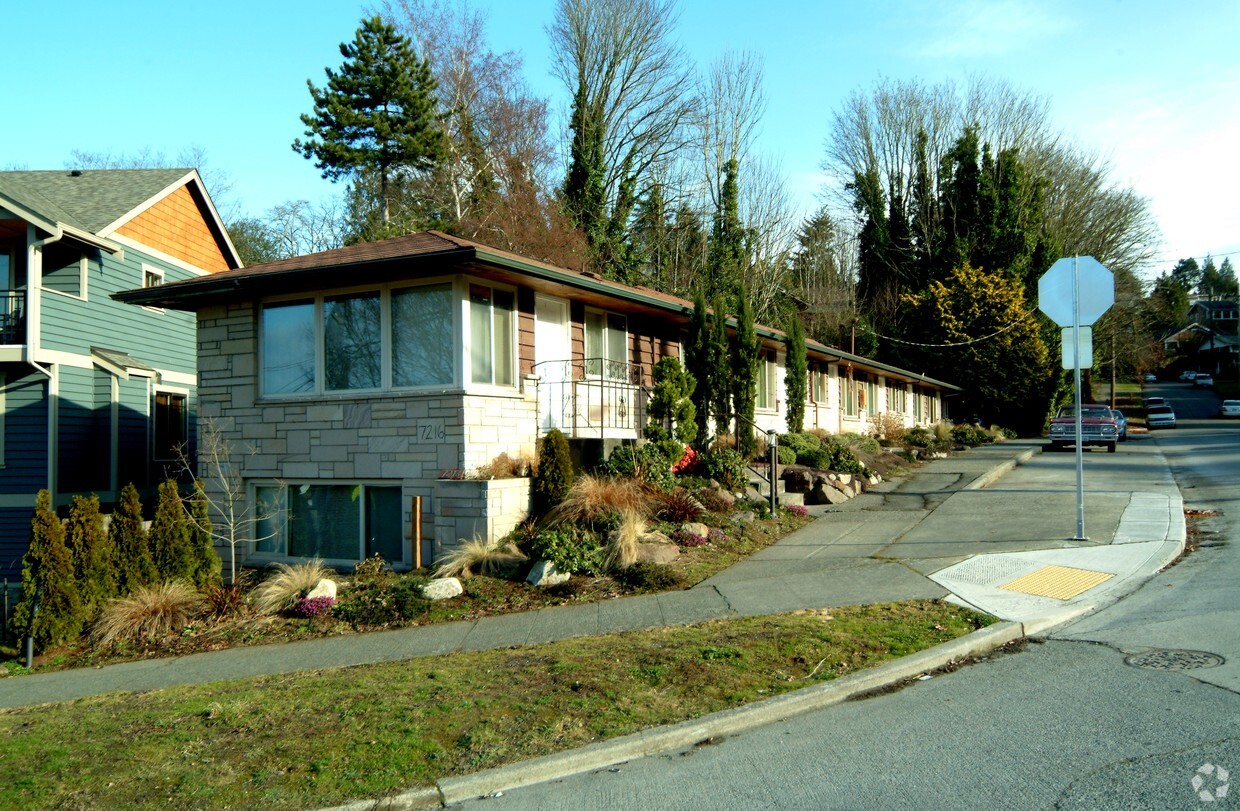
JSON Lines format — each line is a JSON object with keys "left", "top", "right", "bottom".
{"left": 1146, "top": 405, "right": 1176, "bottom": 429}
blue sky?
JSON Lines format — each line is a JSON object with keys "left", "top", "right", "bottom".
{"left": 4, "top": 0, "right": 1237, "bottom": 274}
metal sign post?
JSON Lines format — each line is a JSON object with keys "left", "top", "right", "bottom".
{"left": 1038, "top": 255, "right": 1114, "bottom": 541}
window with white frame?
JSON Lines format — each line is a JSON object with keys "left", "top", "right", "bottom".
{"left": 469, "top": 285, "right": 515, "bottom": 386}
{"left": 259, "top": 281, "right": 483, "bottom": 397}
{"left": 755, "top": 351, "right": 776, "bottom": 411}
{"left": 812, "top": 367, "right": 829, "bottom": 405}
{"left": 584, "top": 309, "right": 628, "bottom": 380}
{"left": 143, "top": 264, "right": 164, "bottom": 288}
{"left": 254, "top": 482, "right": 404, "bottom": 563}
{"left": 844, "top": 373, "right": 859, "bottom": 417}
{"left": 865, "top": 377, "right": 879, "bottom": 416}
{"left": 888, "top": 382, "right": 906, "bottom": 413}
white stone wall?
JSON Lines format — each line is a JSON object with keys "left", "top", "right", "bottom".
{"left": 196, "top": 303, "right": 539, "bottom": 569}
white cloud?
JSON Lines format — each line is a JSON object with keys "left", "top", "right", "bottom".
{"left": 914, "top": 0, "right": 1071, "bottom": 59}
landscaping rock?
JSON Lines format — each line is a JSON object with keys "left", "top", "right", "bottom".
{"left": 732, "top": 510, "right": 757, "bottom": 525}
{"left": 681, "top": 522, "right": 710, "bottom": 540}
{"left": 781, "top": 469, "right": 814, "bottom": 493}
{"left": 835, "top": 473, "right": 853, "bottom": 486}
{"left": 526, "top": 560, "right": 571, "bottom": 588}
{"left": 809, "top": 479, "right": 849, "bottom": 505}
{"left": 638, "top": 530, "right": 672, "bottom": 545}
{"left": 635, "top": 543, "right": 680, "bottom": 564}
{"left": 306, "top": 578, "right": 337, "bottom": 600}
{"left": 421, "top": 577, "right": 463, "bottom": 600}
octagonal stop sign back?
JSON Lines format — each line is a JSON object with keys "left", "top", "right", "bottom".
{"left": 1038, "top": 256, "right": 1114, "bottom": 327}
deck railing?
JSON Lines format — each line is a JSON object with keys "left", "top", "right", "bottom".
{"left": 0, "top": 291, "right": 25, "bottom": 345}
{"left": 533, "top": 358, "right": 649, "bottom": 438}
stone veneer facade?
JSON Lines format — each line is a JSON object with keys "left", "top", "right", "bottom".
{"left": 196, "top": 302, "right": 540, "bottom": 568}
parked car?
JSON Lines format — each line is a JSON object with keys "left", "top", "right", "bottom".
{"left": 1145, "top": 396, "right": 1168, "bottom": 407}
{"left": 1194, "top": 373, "right": 1214, "bottom": 388}
{"left": 1047, "top": 404, "right": 1119, "bottom": 452}
{"left": 1146, "top": 405, "right": 1177, "bottom": 429}
{"left": 1110, "top": 408, "right": 1128, "bottom": 441}
{"left": 1220, "top": 400, "right": 1240, "bottom": 418}
{"left": 1179, "top": 370, "right": 1199, "bottom": 382}
{"left": 1141, "top": 372, "right": 1157, "bottom": 382}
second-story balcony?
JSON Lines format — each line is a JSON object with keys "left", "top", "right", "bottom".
{"left": 533, "top": 358, "right": 649, "bottom": 440}
{"left": 0, "top": 290, "right": 25, "bottom": 345}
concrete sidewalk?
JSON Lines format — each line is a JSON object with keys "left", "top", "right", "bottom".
{"left": 0, "top": 439, "right": 1184, "bottom": 710}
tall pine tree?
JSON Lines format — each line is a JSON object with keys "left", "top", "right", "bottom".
{"left": 12, "top": 491, "right": 84, "bottom": 652}
{"left": 64, "top": 494, "right": 115, "bottom": 619}
{"left": 150, "top": 481, "right": 195, "bottom": 584}
{"left": 730, "top": 286, "right": 760, "bottom": 458}
{"left": 784, "top": 316, "right": 808, "bottom": 434}
{"left": 293, "top": 15, "right": 445, "bottom": 230}
{"left": 111, "top": 482, "right": 154, "bottom": 596}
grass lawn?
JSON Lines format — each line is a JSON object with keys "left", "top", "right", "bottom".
{"left": 0, "top": 600, "right": 993, "bottom": 811}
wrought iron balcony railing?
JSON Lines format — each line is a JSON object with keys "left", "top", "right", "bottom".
{"left": 0, "top": 291, "right": 25, "bottom": 345}
{"left": 533, "top": 358, "right": 649, "bottom": 438}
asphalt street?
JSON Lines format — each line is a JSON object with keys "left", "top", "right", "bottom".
{"left": 452, "top": 382, "right": 1238, "bottom": 810}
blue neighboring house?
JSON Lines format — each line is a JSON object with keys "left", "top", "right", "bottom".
{"left": 0, "top": 168, "right": 240, "bottom": 578}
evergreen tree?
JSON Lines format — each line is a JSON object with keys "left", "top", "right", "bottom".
{"left": 150, "top": 481, "right": 195, "bottom": 583}
{"left": 563, "top": 81, "right": 608, "bottom": 258}
{"left": 293, "top": 15, "right": 445, "bottom": 227}
{"left": 708, "top": 295, "right": 733, "bottom": 440}
{"left": 645, "top": 357, "right": 697, "bottom": 446}
{"left": 111, "top": 482, "right": 154, "bottom": 596}
{"left": 12, "top": 491, "right": 84, "bottom": 652}
{"left": 189, "top": 481, "right": 222, "bottom": 591}
{"left": 685, "top": 291, "right": 713, "bottom": 448}
{"left": 784, "top": 316, "right": 808, "bottom": 433}
{"left": 707, "top": 158, "right": 745, "bottom": 301}
{"left": 64, "top": 494, "right": 114, "bottom": 618}
{"left": 533, "top": 429, "right": 574, "bottom": 515}
{"left": 730, "top": 287, "right": 760, "bottom": 458}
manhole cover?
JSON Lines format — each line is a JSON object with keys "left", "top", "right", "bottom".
{"left": 1124, "top": 649, "right": 1225, "bottom": 671}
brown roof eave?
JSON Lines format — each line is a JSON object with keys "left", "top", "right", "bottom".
{"left": 112, "top": 246, "right": 477, "bottom": 310}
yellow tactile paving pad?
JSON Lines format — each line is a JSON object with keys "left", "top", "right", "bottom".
{"left": 997, "top": 565, "right": 1114, "bottom": 600}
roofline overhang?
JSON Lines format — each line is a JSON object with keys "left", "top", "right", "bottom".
{"left": 115, "top": 238, "right": 960, "bottom": 392}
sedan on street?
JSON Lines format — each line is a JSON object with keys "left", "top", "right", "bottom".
{"left": 1146, "top": 405, "right": 1177, "bottom": 429}
{"left": 1220, "top": 400, "right": 1240, "bottom": 418}
{"left": 1110, "top": 408, "right": 1128, "bottom": 441}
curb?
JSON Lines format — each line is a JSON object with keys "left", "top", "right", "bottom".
{"left": 964, "top": 446, "right": 1036, "bottom": 490}
{"left": 316, "top": 621, "right": 1027, "bottom": 811}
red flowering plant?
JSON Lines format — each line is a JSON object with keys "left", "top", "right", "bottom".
{"left": 672, "top": 446, "right": 700, "bottom": 475}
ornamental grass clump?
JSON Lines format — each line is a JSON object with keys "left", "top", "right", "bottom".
{"left": 92, "top": 580, "right": 204, "bottom": 646}
{"left": 251, "top": 559, "right": 332, "bottom": 615}
{"left": 548, "top": 474, "right": 650, "bottom": 526}
{"left": 657, "top": 487, "right": 705, "bottom": 523}
{"left": 604, "top": 507, "right": 645, "bottom": 570}
{"left": 433, "top": 538, "right": 527, "bottom": 579}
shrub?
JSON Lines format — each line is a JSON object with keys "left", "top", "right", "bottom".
{"left": 779, "top": 432, "right": 822, "bottom": 460}
{"left": 776, "top": 446, "right": 797, "bottom": 466}
{"left": 111, "top": 483, "right": 154, "bottom": 596}
{"left": 951, "top": 424, "right": 993, "bottom": 446}
{"left": 333, "top": 578, "right": 429, "bottom": 629}
{"left": 701, "top": 448, "right": 747, "bottom": 490}
{"left": 831, "top": 446, "right": 867, "bottom": 475}
{"left": 65, "top": 494, "right": 115, "bottom": 618}
{"left": 12, "top": 490, "right": 85, "bottom": 652}
{"left": 533, "top": 429, "right": 573, "bottom": 514}
{"left": 784, "top": 504, "right": 809, "bottom": 518}
{"left": 189, "top": 481, "right": 222, "bottom": 592}
{"left": 900, "top": 426, "right": 934, "bottom": 449}
{"left": 603, "top": 442, "right": 675, "bottom": 491}
{"left": 204, "top": 573, "right": 251, "bottom": 620}
{"left": 736, "top": 497, "right": 771, "bottom": 520}
{"left": 291, "top": 595, "right": 337, "bottom": 618}
{"left": 434, "top": 539, "right": 527, "bottom": 579}
{"left": 150, "top": 480, "right": 195, "bottom": 583}
{"left": 614, "top": 561, "right": 684, "bottom": 592}
{"left": 657, "top": 487, "right": 705, "bottom": 523}
{"left": 251, "top": 559, "right": 332, "bottom": 615}
{"left": 91, "top": 581, "right": 204, "bottom": 646}
{"left": 868, "top": 411, "right": 906, "bottom": 441}
{"left": 694, "top": 486, "right": 734, "bottom": 514}
{"left": 352, "top": 553, "right": 392, "bottom": 587}
{"left": 549, "top": 474, "right": 650, "bottom": 525}
{"left": 646, "top": 357, "right": 698, "bottom": 445}
{"left": 525, "top": 525, "right": 604, "bottom": 575}
{"left": 842, "top": 433, "right": 882, "bottom": 456}
{"left": 472, "top": 451, "right": 534, "bottom": 480}
{"left": 672, "top": 445, "right": 700, "bottom": 475}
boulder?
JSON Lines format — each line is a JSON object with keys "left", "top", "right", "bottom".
{"left": 835, "top": 473, "right": 853, "bottom": 486}
{"left": 306, "top": 578, "right": 337, "bottom": 600}
{"left": 526, "top": 560, "right": 571, "bottom": 588}
{"left": 680, "top": 522, "right": 710, "bottom": 540}
{"left": 639, "top": 530, "right": 672, "bottom": 545}
{"left": 732, "top": 510, "right": 757, "bottom": 526}
{"left": 781, "top": 469, "right": 814, "bottom": 494}
{"left": 809, "top": 479, "right": 848, "bottom": 505}
{"left": 421, "top": 577, "right": 463, "bottom": 600}
{"left": 635, "top": 543, "right": 680, "bottom": 564}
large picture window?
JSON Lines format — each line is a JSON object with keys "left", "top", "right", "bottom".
{"left": 324, "top": 292, "right": 381, "bottom": 391}
{"left": 392, "top": 283, "right": 453, "bottom": 386}
{"left": 262, "top": 301, "right": 315, "bottom": 394}
{"left": 255, "top": 482, "right": 403, "bottom": 563}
